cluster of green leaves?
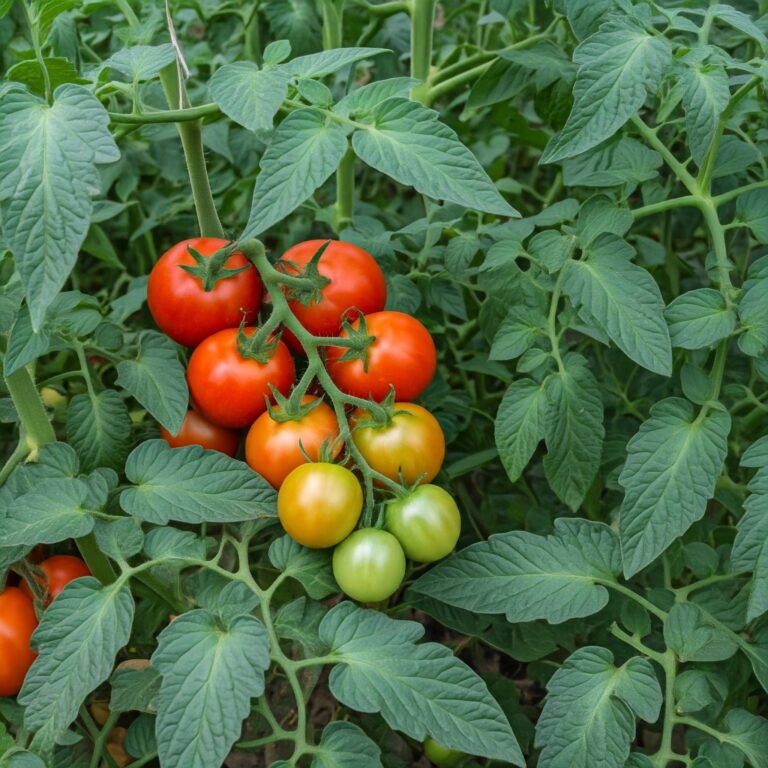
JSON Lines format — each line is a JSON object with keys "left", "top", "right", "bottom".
{"left": 2, "top": 0, "right": 768, "bottom": 767}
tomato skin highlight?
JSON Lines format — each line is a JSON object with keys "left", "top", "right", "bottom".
{"left": 20, "top": 555, "right": 92, "bottom": 606}
{"left": 278, "top": 463, "right": 362, "bottom": 548}
{"left": 160, "top": 409, "right": 240, "bottom": 457}
{"left": 246, "top": 396, "right": 341, "bottom": 488}
{"left": 424, "top": 738, "right": 465, "bottom": 767}
{"left": 147, "top": 238, "right": 262, "bottom": 348}
{"left": 325, "top": 311, "right": 437, "bottom": 402}
{"left": 332, "top": 529, "right": 406, "bottom": 603}
{"left": 280, "top": 240, "right": 387, "bottom": 352}
{"left": 386, "top": 485, "right": 461, "bottom": 563}
{"left": 352, "top": 403, "right": 445, "bottom": 486}
{"left": 0, "top": 587, "right": 38, "bottom": 697}
{"left": 187, "top": 327, "right": 296, "bottom": 428}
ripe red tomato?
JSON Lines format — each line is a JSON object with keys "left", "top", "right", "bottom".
{"left": 245, "top": 396, "right": 342, "bottom": 488}
{"left": 332, "top": 528, "right": 406, "bottom": 602}
{"left": 20, "top": 555, "right": 91, "bottom": 606}
{"left": 187, "top": 327, "right": 296, "bottom": 428}
{"left": 147, "top": 238, "right": 262, "bottom": 348}
{"left": 385, "top": 485, "right": 461, "bottom": 562}
{"left": 279, "top": 240, "right": 387, "bottom": 352}
{"left": 0, "top": 587, "right": 38, "bottom": 696}
{"left": 160, "top": 409, "right": 240, "bottom": 457}
{"left": 351, "top": 403, "right": 445, "bottom": 485}
{"left": 325, "top": 311, "right": 437, "bottom": 402}
{"left": 278, "top": 463, "right": 362, "bottom": 548}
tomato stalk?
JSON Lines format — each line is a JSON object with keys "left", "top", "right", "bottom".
{"left": 409, "top": 0, "right": 437, "bottom": 104}
{"left": 159, "top": 66, "right": 225, "bottom": 240}
{"left": 321, "top": 0, "right": 345, "bottom": 49}
{"left": 334, "top": 145, "right": 356, "bottom": 232}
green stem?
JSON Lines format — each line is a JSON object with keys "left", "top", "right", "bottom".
{"left": 631, "top": 195, "right": 698, "bottom": 219}
{"left": 631, "top": 116, "right": 699, "bottom": 195}
{"left": 89, "top": 711, "right": 120, "bottom": 768}
{"left": 0, "top": 439, "right": 30, "bottom": 485}
{"left": 410, "top": 0, "right": 437, "bottom": 104}
{"left": 322, "top": 0, "right": 345, "bottom": 49}
{"left": 334, "top": 146, "right": 356, "bottom": 232}
{"left": 604, "top": 581, "right": 669, "bottom": 622}
{"left": 674, "top": 572, "right": 743, "bottom": 599}
{"left": 109, "top": 103, "right": 222, "bottom": 124}
{"left": 675, "top": 717, "right": 725, "bottom": 742}
{"left": 21, "top": 0, "right": 51, "bottom": 102}
{"left": 610, "top": 624, "right": 665, "bottom": 664}
{"left": 4, "top": 367, "right": 55, "bottom": 450}
{"left": 76, "top": 534, "right": 117, "bottom": 585}
{"left": 116, "top": 0, "right": 140, "bottom": 27}
{"left": 697, "top": 198, "right": 735, "bottom": 301}
{"left": 654, "top": 652, "right": 678, "bottom": 768}
{"left": 713, "top": 179, "right": 768, "bottom": 206}
{"left": 125, "top": 754, "right": 159, "bottom": 768}
{"left": 159, "top": 67, "right": 225, "bottom": 239}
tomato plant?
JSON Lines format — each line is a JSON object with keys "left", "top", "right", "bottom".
{"left": 20, "top": 555, "right": 91, "bottom": 606}
{"left": 2, "top": 1, "right": 768, "bottom": 767}
{"left": 0, "top": 588, "right": 37, "bottom": 697}
{"left": 245, "top": 395, "right": 341, "bottom": 488}
{"left": 332, "top": 528, "right": 406, "bottom": 603}
{"left": 160, "top": 409, "right": 240, "bottom": 457}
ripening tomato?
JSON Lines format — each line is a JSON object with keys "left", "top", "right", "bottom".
{"left": 0, "top": 587, "right": 38, "bottom": 697}
{"left": 424, "top": 738, "right": 465, "bottom": 767}
{"left": 148, "top": 238, "right": 262, "bottom": 348}
{"left": 351, "top": 403, "right": 445, "bottom": 486}
{"left": 325, "top": 311, "right": 436, "bottom": 402}
{"left": 385, "top": 485, "right": 461, "bottom": 563}
{"left": 332, "top": 528, "right": 406, "bottom": 603}
{"left": 246, "top": 396, "right": 341, "bottom": 487}
{"left": 279, "top": 240, "right": 387, "bottom": 352}
{"left": 20, "top": 555, "right": 91, "bottom": 606}
{"left": 160, "top": 409, "right": 240, "bottom": 457}
{"left": 278, "top": 463, "right": 362, "bottom": 548}
{"left": 187, "top": 327, "right": 296, "bottom": 428}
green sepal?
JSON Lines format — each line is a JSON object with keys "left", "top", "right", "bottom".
{"left": 178, "top": 242, "right": 249, "bottom": 292}
{"left": 277, "top": 239, "right": 332, "bottom": 306}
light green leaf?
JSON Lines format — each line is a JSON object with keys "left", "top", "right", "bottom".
{"left": 20, "top": 579, "right": 134, "bottom": 746}
{"left": 722, "top": 710, "right": 768, "bottom": 768}
{"left": 733, "top": 443, "right": 768, "bottom": 572}
{"left": 209, "top": 62, "right": 289, "bottom": 132}
{"left": 143, "top": 527, "right": 209, "bottom": 561}
{"left": 541, "top": 18, "right": 672, "bottom": 163}
{"left": 747, "top": 543, "right": 768, "bottom": 622}
{"left": 352, "top": 98, "right": 518, "bottom": 217}
{"left": 619, "top": 398, "right": 730, "bottom": 577}
{"left": 243, "top": 109, "right": 347, "bottom": 237}
{"left": 543, "top": 353, "right": 605, "bottom": 510}
{"left": 280, "top": 47, "right": 388, "bottom": 78}
{"left": 263, "top": 0, "right": 320, "bottom": 57}
{"left": 494, "top": 378, "right": 546, "bottom": 483}
{"left": 335, "top": 78, "right": 417, "bottom": 118}
{"left": 312, "top": 722, "right": 382, "bottom": 768}
{"left": 664, "top": 288, "right": 736, "bottom": 349}
{"left": 109, "top": 666, "right": 161, "bottom": 714}
{"left": 67, "top": 390, "right": 132, "bottom": 472}
{"left": 152, "top": 611, "right": 270, "bottom": 768}
{"left": 116, "top": 331, "right": 188, "bottom": 434}
{"left": 274, "top": 597, "right": 326, "bottom": 656}
{"left": 103, "top": 44, "right": 176, "bottom": 82}
{"left": 490, "top": 307, "right": 545, "bottom": 360}
{"left": 0, "top": 85, "right": 119, "bottom": 329}
{"left": 121, "top": 439, "right": 277, "bottom": 524}
{"left": 30, "top": 0, "right": 77, "bottom": 43}
{"left": 679, "top": 62, "right": 730, "bottom": 165}
{"left": 535, "top": 647, "right": 662, "bottom": 768}
{"left": 322, "top": 602, "right": 523, "bottom": 765}
{"left": 6, "top": 57, "right": 81, "bottom": 97}
{"left": 562, "top": 234, "right": 672, "bottom": 375}
{"left": 93, "top": 518, "right": 144, "bottom": 562}
{"left": 562, "top": 137, "right": 662, "bottom": 188}
{"left": 268, "top": 536, "right": 338, "bottom": 599}
{"left": 411, "top": 518, "right": 621, "bottom": 624}
{"left": 736, "top": 189, "right": 768, "bottom": 243}
{"left": 575, "top": 196, "right": 633, "bottom": 247}
{"left": 663, "top": 603, "right": 738, "bottom": 661}
{"left": 738, "top": 276, "right": 768, "bottom": 357}
{"left": 528, "top": 230, "right": 574, "bottom": 273}
{"left": 711, "top": 4, "right": 768, "bottom": 48}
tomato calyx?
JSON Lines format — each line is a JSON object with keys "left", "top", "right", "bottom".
{"left": 266, "top": 386, "right": 324, "bottom": 423}
{"left": 332, "top": 312, "right": 376, "bottom": 370}
{"left": 178, "top": 242, "right": 250, "bottom": 292}
{"left": 277, "top": 240, "right": 333, "bottom": 306}
{"left": 236, "top": 323, "right": 280, "bottom": 364}
{"left": 349, "top": 389, "right": 399, "bottom": 430}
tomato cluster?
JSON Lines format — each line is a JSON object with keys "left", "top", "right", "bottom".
{"left": 149, "top": 237, "right": 461, "bottom": 603}
{"left": 1, "top": 555, "right": 91, "bottom": 696}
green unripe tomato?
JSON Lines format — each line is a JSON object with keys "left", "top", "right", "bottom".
{"left": 332, "top": 528, "right": 406, "bottom": 603}
{"left": 424, "top": 737, "right": 465, "bottom": 767}
{"left": 385, "top": 484, "right": 461, "bottom": 562}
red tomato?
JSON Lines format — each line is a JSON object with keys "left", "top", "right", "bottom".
{"left": 279, "top": 240, "right": 387, "bottom": 352}
{"left": 0, "top": 587, "right": 38, "bottom": 696}
{"left": 245, "top": 396, "right": 342, "bottom": 487}
{"left": 160, "top": 409, "right": 240, "bottom": 457}
{"left": 187, "top": 327, "right": 296, "bottom": 428}
{"left": 20, "top": 555, "right": 91, "bottom": 606}
{"left": 325, "top": 311, "right": 436, "bottom": 402}
{"left": 147, "top": 238, "right": 262, "bottom": 348}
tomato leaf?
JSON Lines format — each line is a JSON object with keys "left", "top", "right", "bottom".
{"left": 534, "top": 647, "right": 662, "bottom": 768}
{"left": 279, "top": 47, "right": 389, "bottom": 78}
{"left": 321, "top": 602, "right": 524, "bottom": 765}
{"left": 121, "top": 439, "right": 277, "bottom": 524}
{"left": 737, "top": 276, "right": 768, "bottom": 357}
{"left": 242, "top": 108, "right": 347, "bottom": 237}
{"left": 352, "top": 98, "right": 518, "bottom": 217}
{"left": 311, "top": 722, "right": 382, "bottom": 768}
{"left": 151, "top": 610, "right": 270, "bottom": 768}
{"left": 109, "top": 666, "right": 161, "bottom": 714}
{"left": 664, "top": 603, "right": 739, "bottom": 662}
{"left": 102, "top": 44, "right": 176, "bottom": 82}
{"left": 20, "top": 579, "right": 135, "bottom": 749}
{"left": 619, "top": 398, "right": 731, "bottom": 578}
{"left": 541, "top": 18, "right": 672, "bottom": 163}
{"left": 0, "top": 85, "right": 118, "bottom": 330}
{"left": 116, "top": 331, "right": 188, "bottom": 435}
{"left": 269, "top": 535, "right": 338, "bottom": 599}
{"left": 412, "top": 518, "right": 621, "bottom": 624}
{"left": 664, "top": 288, "right": 736, "bottom": 350}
